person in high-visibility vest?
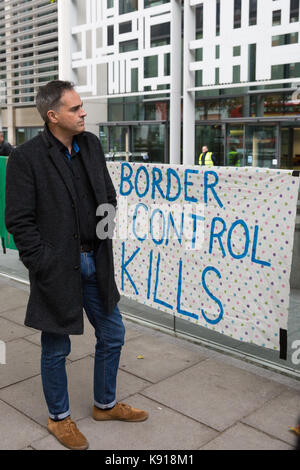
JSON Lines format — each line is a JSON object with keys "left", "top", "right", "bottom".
{"left": 198, "top": 146, "right": 216, "bottom": 167}
{"left": 227, "top": 147, "right": 241, "bottom": 166}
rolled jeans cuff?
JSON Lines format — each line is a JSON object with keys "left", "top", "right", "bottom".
{"left": 49, "top": 409, "right": 70, "bottom": 421}
{"left": 94, "top": 399, "right": 116, "bottom": 410}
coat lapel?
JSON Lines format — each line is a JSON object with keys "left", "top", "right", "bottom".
{"left": 76, "top": 133, "right": 105, "bottom": 205}
{"left": 41, "top": 130, "right": 78, "bottom": 204}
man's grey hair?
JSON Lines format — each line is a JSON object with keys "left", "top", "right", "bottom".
{"left": 36, "top": 80, "right": 75, "bottom": 123}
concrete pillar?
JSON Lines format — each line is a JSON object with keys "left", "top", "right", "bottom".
{"left": 58, "top": 0, "right": 77, "bottom": 82}
{"left": 183, "top": 0, "right": 195, "bottom": 165}
{"left": 169, "top": 0, "right": 182, "bottom": 165}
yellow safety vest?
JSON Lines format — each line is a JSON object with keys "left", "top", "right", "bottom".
{"left": 199, "top": 152, "right": 214, "bottom": 167}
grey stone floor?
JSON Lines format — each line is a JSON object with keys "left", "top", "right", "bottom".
{"left": 0, "top": 274, "right": 300, "bottom": 450}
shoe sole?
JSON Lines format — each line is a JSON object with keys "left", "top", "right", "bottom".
{"left": 92, "top": 414, "right": 148, "bottom": 423}
{"left": 48, "top": 429, "right": 89, "bottom": 450}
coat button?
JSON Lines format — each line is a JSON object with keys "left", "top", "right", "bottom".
{"left": 73, "top": 234, "right": 78, "bottom": 239}
{"left": 74, "top": 265, "right": 80, "bottom": 270}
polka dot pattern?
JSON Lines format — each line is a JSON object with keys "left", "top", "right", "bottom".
{"left": 107, "top": 163, "right": 299, "bottom": 351}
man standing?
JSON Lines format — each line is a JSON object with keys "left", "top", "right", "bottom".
{"left": 5, "top": 80, "right": 148, "bottom": 451}
{"left": 0, "top": 131, "right": 13, "bottom": 156}
{"left": 198, "top": 145, "right": 217, "bottom": 167}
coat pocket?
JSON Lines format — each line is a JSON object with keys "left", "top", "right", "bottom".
{"left": 35, "top": 240, "right": 57, "bottom": 279}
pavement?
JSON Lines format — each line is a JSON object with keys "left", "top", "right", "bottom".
{"left": 0, "top": 273, "right": 300, "bottom": 451}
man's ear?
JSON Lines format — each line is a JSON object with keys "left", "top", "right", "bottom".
{"left": 47, "top": 109, "right": 58, "bottom": 124}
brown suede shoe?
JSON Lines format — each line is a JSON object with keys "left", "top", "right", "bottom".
{"left": 92, "top": 402, "right": 148, "bottom": 422}
{"left": 48, "top": 417, "right": 89, "bottom": 450}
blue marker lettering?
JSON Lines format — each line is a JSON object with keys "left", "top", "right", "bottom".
{"left": 204, "top": 171, "right": 223, "bottom": 208}
{"left": 209, "top": 217, "right": 226, "bottom": 257}
{"left": 201, "top": 266, "right": 224, "bottom": 325}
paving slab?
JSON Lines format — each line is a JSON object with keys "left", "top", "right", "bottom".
{"left": 142, "top": 358, "right": 286, "bottom": 432}
{"left": 0, "top": 317, "right": 35, "bottom": 342}
{"left": 0, "top": 285, "right": 29, "bottom": 313}
{"left": 242, "top": 389, "right": 300, "bottom": 446}
{"left": 0, "top": 399, "right": 47, "bottom": 450}
{"left": 118, "top": 334, "right": 206, "bottom": 383}
{"left": 0, "top": 356, "right": 151, "bottom": 426}
{"left": 0, "top": 338, "right": 41, "bottom": 389}
{"left": 199, "top": 422, "right": 294, "bottom": 450}
{"left": 32, "top": 394, "right": 219, "bottom": 451}
{"left": 0, "top": 305, "right": 31, "bottom": 328}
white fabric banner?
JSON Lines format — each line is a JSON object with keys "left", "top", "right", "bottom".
{"left": 107, "top": 163, "right": 299, "bottom": 351}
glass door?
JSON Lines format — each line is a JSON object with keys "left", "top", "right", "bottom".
{"left": 131, "top": 124, "right": 166, "bottom": 164}
{"left": 280, "top": 126, "right": 300, "bottom": 170}
{"left": 245, "top": 125, "right": 278, "bottom": 168}
{"left": 195, "top": 124, "right": 225, "bottom": 166}
{"left": 226, "top": 124, "right": 244, "bottom": 166}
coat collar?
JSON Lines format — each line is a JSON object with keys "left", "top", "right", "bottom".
{"left": 41, "top": 126, "right": 102, "bottom": 205}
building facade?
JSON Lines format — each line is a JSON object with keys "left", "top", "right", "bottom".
{"left": 57, "top": 0, "right": 300, "bottom": 170}
{"left": 0, "top": 0, "right": 58, "bottom": 145}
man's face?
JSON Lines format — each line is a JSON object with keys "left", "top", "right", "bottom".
{"left": 202, "top": 146, "right": 208, "bottom": 153}
{"left": 0, "top": 134, "right": 4, "bottom": 144}
{"left": 48, "top": 89, "right": 87, "bottom": 135}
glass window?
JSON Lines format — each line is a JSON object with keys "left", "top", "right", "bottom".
{"left": 226, "top": 125, "right": 244, "bottom": 166}
{"left": 272, "top": 10, "right": 281, "bottom": 25}
{"left": 164, "top": 53, "right": 170, "bottom": 76}
{"left": 245, "top": 125, "right": 277, "bottom": 168}
{"left": 195, "top": 70, "right": 203, "bottom": 87}
{"left": 195, "top": 4, "right": 203, "bottom": 39}
{"left": 248, "top": 43, "right": 256, "bottom": 81}
{"left": 144, "top": 0, "right": 170, "bottom": 8}
{"left": 233, "top": 65, "right": 241, "bottom": 83}
{"left": 271, "top": 62, "right": 300, "bottom": 79}
{"left": 272, "top": 32, "right": 298, "bottom": 46}
{"left": 119, "top": 0, "right": 138, "bottom": 14}
{"left": 107, "top": 25, "right": 114, "bottom": 46}
{"left": 216, "top": 0, "right": 220, "bottom": 35}
{"left": 144, "top": 100, "right": 168, "bottom": 121}
{"left": 144, "top": 56, "right": 158, "bottom": 78}
{"left": 16, "top": 127, "right": 43, "bottom": 146}
{"left": 249, "top": 0, "right": 257, "bottom": 25}
{"left": 264, "top": 93, "right": 300, "bottom": 117}
{"left": 195, "top": 97, "right": 244, "bottom": 121}
{"left": 290, "top": 0, "right": 299, "bottom": 22}
{"left": 215, "top": 45, "right": 220, "bottom": 59}
{"left": 280, "top": 126, "right": 300, "bottom": 170}
{"left": 119, "top": 21, "right": 132, "bottom": 34}
{"left": 234, "top": 0, "right": 241, "bottom": 28}
{"left": 131, "top": 68, "right": 138, "bottom": 92}
{"left": 107, "top": 0, "right": 114, "bottom": 8}
{"left": 195, "top": 48, "right": 203, "bottom": 61}
{"left": 215, "top": 68, "right": 219, "bottom": 85}
{"left": 195, "top": 124, "right": 224, "bottom": 166}
{"left": 119, "top": 39, "right": 138, "bottom": 53}
{"left": 151, "top": 22, "right": 170, "bottom": 47}
{"left": 108, "top": 97, "right": 124, "bottom": 121}
{"left": 124, "top": 97, "right": 143, "bottom": 121}
{"left": 233, "top": 45, "right": 241, "bottom": 56}
{"left": 132, "top": 124, "right": 166, "bottom": 163}
{"left": 99, "top": 126, "right": 109, "bottom": 154}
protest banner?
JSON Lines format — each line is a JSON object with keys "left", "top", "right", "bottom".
{"left": 107, "top": 162, "right": 299, "bottom": 352}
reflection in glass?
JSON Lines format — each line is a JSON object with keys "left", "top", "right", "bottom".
{"left": 132, "top": 125, "right": 165, "bottom": 163}
{"left": 226, "top": 125, "right": 244, "bottom": 166}
{"left": 245, "top": 126, "right": 277, "bottom": 168}
{"left": 119, "top": 0, "right": 138, "bottom": 14}
{"left": 195, "top": 124, "right": 224, "bottom": 166}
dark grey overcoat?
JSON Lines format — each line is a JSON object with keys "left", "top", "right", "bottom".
{"left": 5, "top": 128, "right": 120, "bottom": 335}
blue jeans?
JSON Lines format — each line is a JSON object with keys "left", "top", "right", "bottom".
{"left": 40, "top": 251, "right": 125, "bottom": 420}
